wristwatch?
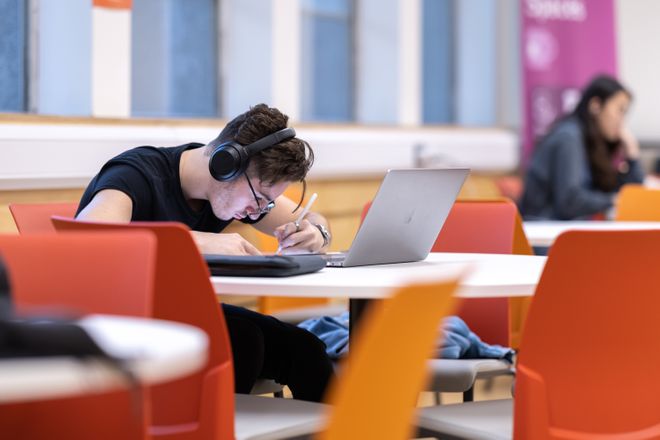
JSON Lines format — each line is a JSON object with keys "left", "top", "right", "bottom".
{"left": 313, "top": 223, "right": 331, "bottom": 247}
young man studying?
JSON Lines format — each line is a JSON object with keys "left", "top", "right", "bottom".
{"left": 76, "top": 104, "right": 334, "bottom": 402}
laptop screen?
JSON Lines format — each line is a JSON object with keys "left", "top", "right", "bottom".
{"left": 340, "top": 168, "right": 469, "bottom": 267}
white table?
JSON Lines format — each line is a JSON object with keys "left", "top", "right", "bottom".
{"left": 0, "top": 315, "right": 208, "bottom": 404}
{"left": 212, "top": 253, "right": 547, "bottom": 299}
{"left": 523, "top": 221, "right": 660, "bottom": 247}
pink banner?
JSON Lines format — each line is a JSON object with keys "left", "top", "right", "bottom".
{"left": 521, "top": 0, "right": 617, "bottom": 164}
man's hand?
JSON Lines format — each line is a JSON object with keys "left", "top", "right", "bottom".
{"left": 192, "top": 231, "right": 261, "bottom": 255}
{"left": 274, "top": 219, "right": 324, "bottom": 254}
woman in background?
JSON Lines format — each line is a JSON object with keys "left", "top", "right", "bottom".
{"left": 520, "top": 75, "right": 644, "bottom": 220}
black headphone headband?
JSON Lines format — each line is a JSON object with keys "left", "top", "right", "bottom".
{"left": 208, "top": 127, "right": 297, "bottom": 182}
{"left": 245, "top": 127, "right": 296, "bottom": 155}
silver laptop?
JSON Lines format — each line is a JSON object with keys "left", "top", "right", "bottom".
{"left": 324, "top": 168, "right": 469, "bottom": 267}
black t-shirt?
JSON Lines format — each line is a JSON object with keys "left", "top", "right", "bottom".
{"left": 78, "top": 143, "right": 257, "bottom": 232}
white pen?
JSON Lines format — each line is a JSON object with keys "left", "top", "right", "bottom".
{"left": 276, "top": 192, "right": 318, "bottom": 254}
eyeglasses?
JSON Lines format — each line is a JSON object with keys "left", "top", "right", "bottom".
{"left": 245, "top": 174, "right": 276, "bottom": 214}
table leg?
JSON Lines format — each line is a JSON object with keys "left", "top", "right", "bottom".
{"left": 348, "top": 298, "right": 378, "bottom": 341}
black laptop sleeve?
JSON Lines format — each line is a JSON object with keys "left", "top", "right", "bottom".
{"left": 204, "top": 254, "right": 326, "bottom": 277}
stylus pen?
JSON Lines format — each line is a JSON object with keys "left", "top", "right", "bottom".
{"left": 276, "top": 192, "right": 318, "bottom": 254}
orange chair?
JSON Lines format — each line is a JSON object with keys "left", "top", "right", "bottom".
{"left": 236, "top": 275, "right": 463, "bottom": 440}
{"left": 362, "top": 199, "right": 532, "bottom": 401}
{"left": 615, "top": 184, "right": 660, "bottom": 221}
{"left": 8, "top": 202, "right": 78, "bottom": 234}
{"left": 0, "top": 231, "right": 156, "bottom": 440}
{"left": 418, "top": 230, "right": 660, "bottom": 438}
{"left": 318, "top": 277, "right": 460, "bottom": 439}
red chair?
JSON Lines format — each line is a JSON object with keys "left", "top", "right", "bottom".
{"left": 53, "top": 218, "right": 235, "bottom": 439}
{"left": 418, "top": 229, "right": 660, "bottom": 438}
{"left": 53, "top": 218, "right": 336, "bottom": 440}
{"left": 8, "top": 202, "right": 78, "bottom": 234}
{"left": 0, "top": 231, "right": 156, "bottom": 440}
{"left": 433, "top": 199, "right": 532, "bottom": 346}
{"left": 362, "top": 198, "right": 532, "bottom": 402}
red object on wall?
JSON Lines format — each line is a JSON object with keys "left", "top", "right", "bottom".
{"left": 93, "top": 0, "right": 132, "bottom": 9}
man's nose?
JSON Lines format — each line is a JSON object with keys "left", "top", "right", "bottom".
{"left": 245, "top": 206, "right": 261, "bottom": 219}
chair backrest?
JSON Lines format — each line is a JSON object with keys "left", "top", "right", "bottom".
{"left": 360, "top": 198, "right": 528, "bottom": 254}
{"left": 434, "top": 199, "right": 531, "bottom": 346}
{"left": 361, "top": 198, "right": 532, "bottom": 346}
{"left": 8, "top": 202, "right": 78, "bottom": 234}
{"left": 0, "top": 231, "right": 156, "bottom": 439}
{"left": 615, "top": 184, "right": 660, "bottom": 221}
{"left": 52, "top": 217, "right": 235, "bottom": 440}
{"left": 1, "top": 232, "right": 155, "bottom": 317}
{"left": 494, "top": 175, "right": 523, "bottom": 203}
{"left": 318, "top": 277, "right": 460, "bottom": 440}
{"left": 515, "top": 230, "right": 660, "bottom": 438}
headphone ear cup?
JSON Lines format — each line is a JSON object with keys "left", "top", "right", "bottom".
{"left": 209, "top": 142, "right": 249, "bottom": 181}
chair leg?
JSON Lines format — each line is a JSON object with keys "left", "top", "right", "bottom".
{"left": 433, "top": 392, "right": 442, "bottom": 405}
{"left": 462, "top": 386, "right": 474, "bottom": 402}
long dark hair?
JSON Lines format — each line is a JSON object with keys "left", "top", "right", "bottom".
{"left": 572, "top": 74, "right": 631, "bottom": 191}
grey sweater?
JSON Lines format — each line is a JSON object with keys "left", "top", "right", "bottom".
{"left": 520, "top": 117, "right": 644, "bottom": 220}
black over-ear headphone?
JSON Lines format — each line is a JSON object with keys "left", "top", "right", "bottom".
{"left": 208, "top": 127, "right": 296, "bottom": 181}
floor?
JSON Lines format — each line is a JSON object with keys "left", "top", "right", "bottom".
{"left": 418, "top": 374, "right": 514, "bottom": 406}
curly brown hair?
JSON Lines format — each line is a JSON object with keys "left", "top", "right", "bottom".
{"left": 207, "top": 104, "right": 314, "bottom": 208}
